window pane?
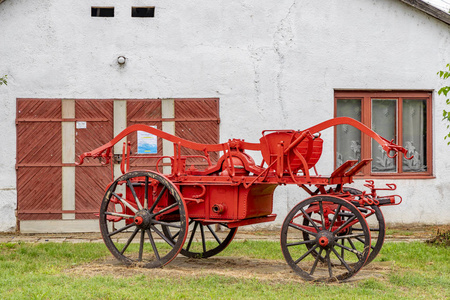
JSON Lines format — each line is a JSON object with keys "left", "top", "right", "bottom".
{"left": 402, "top": 99, "right": 427, "bottom": 172}
{"left": 372, "top": 99, "right": 396, "bottom": 172}
{"left": 336, "top": 99, "right": 361, "bottom": 167}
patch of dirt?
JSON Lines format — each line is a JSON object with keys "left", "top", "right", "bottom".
{"left": 65, "top": 256, "right": 393, "bottom": 283}
{"left": 384, "top": 224, "right": 450, "bottom": 241}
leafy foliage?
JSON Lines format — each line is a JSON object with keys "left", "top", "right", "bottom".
{"left": 439, "top": 64, "right": 450, "bottom": 144}
{"left": 0, "top": 75, "right": 6, "bottom": 86}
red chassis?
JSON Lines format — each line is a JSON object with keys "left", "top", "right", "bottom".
{"left": 78, "top": 117, "right": 410, "bottom": 282}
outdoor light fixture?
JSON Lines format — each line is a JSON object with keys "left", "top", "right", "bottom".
{"left": 117, "top": 56, "right": 126, "bottom": 64}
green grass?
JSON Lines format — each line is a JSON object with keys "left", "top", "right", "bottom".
{"left": 0, "top": 241, "right": 448, "bottom": 299}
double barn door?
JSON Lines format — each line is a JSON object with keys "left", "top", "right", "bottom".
{"left": 16, "top": 98, "right": 219, "bottom": 232}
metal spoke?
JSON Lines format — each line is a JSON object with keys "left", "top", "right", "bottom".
{"left": 127, "top": 179, "right": 143, "bottom": 210}
{"left": 333, "top": 215, "right": 356, "bottom": 234}
{"left": 185, "top": 221, "right": 199, "bottom": 251}
{"left": 286, "top": 239, "right": 316, "bottom": 247}
{"left": 294, "top": 244, "right": 319, "bottom": 264}
{"left": 151, "top": 220, "right": 182, "bottom": 229}
{"left": 108, "top": 223, "right": 136, "bottom": 237}
{"left": 310, "top": 247, "right": 324, "bottom": 275}
{"left": 335, "top": 233, "right": 366, "bottom": 240}
{"left": 354, "top": 236, "right": 367, "bottom": 244}
{"left": 144, "top": 176, "right": 149, "bottom": 209}
{"left": 329, "top": 204, "right": 342, "bottom": 229}
{"left": 146, "top": 229, "right": 160, "bottom": 261}
{"left": 112, "top": 192, "right": 138, "bottom": 214}
{"left": 354, "top": 236, "right": 374, "bottom": 250}
{"left": 200, "top": 224, "right": 206, "bottom": 253}
{"left": 207, "top": 224, "right": 222, "bottom": 244}
{"left": 151, "top": 225, "right": 175, "bottom": 247}
{"left": 149, "top": 186, "right": 167, "bottom": 213}
{"left": 138, "top": 229, "right": 145, "bottom": 261}
{"left": 289, "top": 222, "right": 318, "bottom": 237}
{"left": 300, "top": 207, "right": 320, "bottom": 232}
{"left": 331, "top": 247, "right": 352, "bottom": 272}
{"left": 152, "top": 202, "right": 178, "bottom": 217}
{"left": 120, "top": 227, "right": 139, "bottom": 255}
{"left": 105, "top": 211, "right": 134, "bottom": 219}
{"left": 171, "top": 219, "right": 194, "bottom": 241}
{"left": 319, "top": 201, "right": 325, "bottom": 229}
{"left": 326, "top": 249, "right": 333, "bottom": 278}
{"left": 347, "top": 237, "right": 357, "bottom": 250}
{"left": 334, "top": 241, "right": 363, "bottom": 256}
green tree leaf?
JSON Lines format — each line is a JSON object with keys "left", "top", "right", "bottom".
{"left": 439, "top": 64, "right": 450, "bottom": 144}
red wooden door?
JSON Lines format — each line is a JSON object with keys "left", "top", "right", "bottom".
{"left": 16, "top": 99, "right": 63, "bottom": 220}
{"left": 16, "top": 99, "right": 114, "bottom": 224}
{"left": 74, "top": 100, "right": 113, "bottom": 219}
{"left": 16, "top": 98, "right": 219, "bottom": 230}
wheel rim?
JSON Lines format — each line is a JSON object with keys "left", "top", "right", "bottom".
{"left": 100, "top": 171, "right": 188, "bottom": 268}
{"left": 163, "top": 221, "right": 237, "bottom": 258}
{"left": 281, "top": 195, "right": 371, "bottom": 282}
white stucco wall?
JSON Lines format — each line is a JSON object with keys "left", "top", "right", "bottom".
{"left": 0, "top": 0, "right": 449, "bottom": 231}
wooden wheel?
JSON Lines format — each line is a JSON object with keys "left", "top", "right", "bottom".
{"left": 163, "top": 221, "right": 237, "bottom": 258}
{"left": 99, "top": 171, "right": 188, "bottom": 268}
{"left": 303, "top": 188, "right": 386, "bottom": 266}
{"left": 281, "top": 195, "right": 371, "bottom": 282}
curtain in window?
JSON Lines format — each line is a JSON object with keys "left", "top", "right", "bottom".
{"left": 336, "top": 99, "right": 361, "bottom": 167}
{"left": 372, "top": 100, "right": 396, "bottom": 172}
{"left": 402, "top": 100, "right": 427, "bottom": 172}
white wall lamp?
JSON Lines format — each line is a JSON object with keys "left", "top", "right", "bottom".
{"left": 117, "top": 56, "right": 126, "bottom": 65}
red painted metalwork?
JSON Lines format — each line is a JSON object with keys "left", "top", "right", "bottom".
{"left": 77, "top": 117, "right": 411, "bottom": 281}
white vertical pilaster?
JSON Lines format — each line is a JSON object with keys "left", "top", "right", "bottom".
{"left": 61, "top": 100, "right": 75, "bottom": 220}
{"left": 161, "top": 99, "right": 175, "bottom": 174}
{"left": 114, "top": 100, "right": 128, "bottom": 179}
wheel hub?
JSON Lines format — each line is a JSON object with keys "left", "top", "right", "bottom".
{"left": 316, "top": 230, "right": 335, "bottom": 248}
{"left": 134, "top": 210, "right": 152, "bottom": 229}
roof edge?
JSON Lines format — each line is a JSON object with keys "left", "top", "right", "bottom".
{"left": 399, "top": 0, "right": 450, "bottom": 25}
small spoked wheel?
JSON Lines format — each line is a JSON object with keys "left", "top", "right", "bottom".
{"left": 163, "top": 221, "right": 237, "bottom": 258}
{"left": 99, "top": 171, "right": 188, "bottom": 268}
{"left": 281, "top": 195, "right": 371, "bottom": 282}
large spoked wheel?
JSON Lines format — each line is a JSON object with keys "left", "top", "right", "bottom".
{"left": 99, "top": 171, "right": 188, "bottom": 268}
{"left": 342, "top": 187, "right": 385, "bottom": 265}
{"left": 163, "top": 221, "right": 237, "bottom": 258}
{"left": 281, "top": 196, "right": 371, "bottom": 282}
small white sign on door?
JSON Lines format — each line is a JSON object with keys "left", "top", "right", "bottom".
{"left": 76, "top": 121, "right": 87, "bottom": 129}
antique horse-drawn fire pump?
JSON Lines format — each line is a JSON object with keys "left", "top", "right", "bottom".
{"left": 77, "top": 117, "right": 410, "bottom": 281}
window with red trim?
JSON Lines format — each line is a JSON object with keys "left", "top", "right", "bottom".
{"left": 334, "top": 91, "right": 432, "bottom": 178}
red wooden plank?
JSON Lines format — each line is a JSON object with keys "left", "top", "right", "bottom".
{"left": 17, "top": 167, "right": 62, "bottom": 220}
{"left": 175, "top": 99, "right": 220, "bottom": 168}
{"left": 75, "top": 100, "right": 114, "bottom": 219}
{"left": 127, "top": 100, "right": 162, "bottom": 170}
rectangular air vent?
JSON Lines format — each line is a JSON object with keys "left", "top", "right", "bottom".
{"left": 91, "top": 7, "right": 114, "bottom": 17}
{"left": 132, "top": 7, "right": 155, "bottom": 18}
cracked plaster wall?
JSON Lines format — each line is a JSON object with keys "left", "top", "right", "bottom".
{"left": 0, "top": 0, "right": 449, "bottom": 231}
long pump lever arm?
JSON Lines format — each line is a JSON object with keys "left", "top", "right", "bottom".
{"left": 76, "top": 124, "right": 261, "bottom": 165}
{"left": 304, "top": 117, "right": 412, "bottom": 159}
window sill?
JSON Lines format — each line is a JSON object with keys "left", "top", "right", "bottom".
{"left": 353, "top": 174, "right": 435, "bottom": 180}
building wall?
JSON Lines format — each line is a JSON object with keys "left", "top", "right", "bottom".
{"left": 0, "top": 0, "right": 449, "bottom": 231}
